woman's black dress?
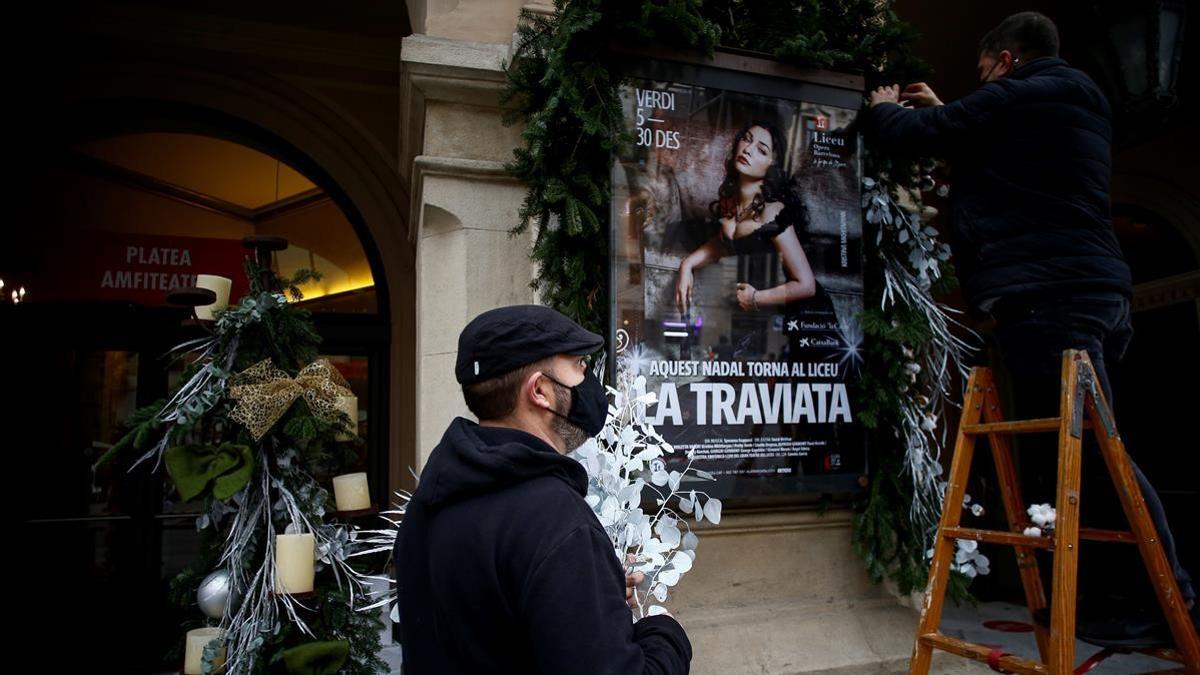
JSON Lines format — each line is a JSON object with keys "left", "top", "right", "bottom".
{"left": 719, "top": 207, "right": 841, "bottom": 359}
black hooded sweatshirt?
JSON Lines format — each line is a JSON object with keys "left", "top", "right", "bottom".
{"left": 395, "top": 417, "right": 692, "bottom": 674}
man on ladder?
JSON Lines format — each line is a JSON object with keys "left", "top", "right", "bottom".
{"left": 864, "top": 10, "right": 1195, "bottom": 646}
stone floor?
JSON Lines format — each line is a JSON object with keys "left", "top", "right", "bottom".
{"left": 172, "top": 600, "right": 1182, "bottom": 674}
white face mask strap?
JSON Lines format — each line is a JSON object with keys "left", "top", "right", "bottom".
{"left": 982, "top": 53, "right": 1019, "bottom": 83}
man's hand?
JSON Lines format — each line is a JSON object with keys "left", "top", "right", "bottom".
{"left": 901, "top": 82, "right": 943, "bottom": 108}
{"left": 869, "top": 84, "right": 900, "bottom": 108}
{"left": 625, "top": 569, "right": 645, "bottom": 610}
{"left": 623, "top": 553, "right": 646, "bottom": 610}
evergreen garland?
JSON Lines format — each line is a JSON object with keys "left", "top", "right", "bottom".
{"left": 503, "top": 0, "right": 718, "bottom": 334}
{"left": 703, "top": 0, "right": 929, "bottom": 81}
{"left": 504, "top": 0, "right": 976, "bottom": 599}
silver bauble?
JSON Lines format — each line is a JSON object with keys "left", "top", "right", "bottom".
{"left": 197, "top": 569, "right": 238, "bottom": 619}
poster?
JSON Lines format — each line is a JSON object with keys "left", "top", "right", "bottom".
{"left": 611, "top": 55, "right": 866, "bottom": 499}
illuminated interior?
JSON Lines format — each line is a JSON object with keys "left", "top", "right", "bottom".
{"left": 12, "top": 132, "right": 377, "bottom": 312}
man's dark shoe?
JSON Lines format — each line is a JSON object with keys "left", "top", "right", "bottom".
{"left": 1032, "top": 604, "right": 1198, "bottom": 650}
{"left": 1074, "top": 605, "right": 1172, "bottom": 649}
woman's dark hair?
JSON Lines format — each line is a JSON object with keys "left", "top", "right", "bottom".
{"left": 711, "top": 120, "right": 789, "bottom": 221}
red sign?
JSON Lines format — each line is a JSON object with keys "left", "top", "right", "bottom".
{"left": 31, "top": 231, "right": 250, "bottom": 305}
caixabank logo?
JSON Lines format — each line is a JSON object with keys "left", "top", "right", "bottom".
{"left": 794, "top": 336, "right": 843, "bottom": 348}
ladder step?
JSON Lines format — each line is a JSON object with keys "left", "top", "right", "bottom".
{"left": 939, "top": 527, "right": 1135, "bottom": 550}
{"left": 919, "top": 632, "right": 1048, "bottom": 674}
{"left": 962, "top": 417, "right": 1060, "bottom": 434}
{"left": 1080, "top": 528, "right": 1137, "bottom": 544}
{"left": 961, "top": 417, "right": 1091, "bottom": 434}
{"left": 942, "top": 526, "right": 1052, "bottom": 549}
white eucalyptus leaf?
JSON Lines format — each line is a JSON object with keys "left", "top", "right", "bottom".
{"left": 634, "top": 446, "right": 662, "bottom": 461}
{"left": 682, "top": 531, "right": 699, "bottom": 551}
{"left": 643, "top": 537, "right": 668, "bottom": 555}
{"left": 617, "top": 482, "right": 641, "bottom": 505}
{"left": 703, "top": 498, "right": 722, "bottom": 525}
{"left": 619, "top": 426, "right": 636, "bottom": 449}
{"left": 659, "top": 524, "right": 681, "bottom": 548}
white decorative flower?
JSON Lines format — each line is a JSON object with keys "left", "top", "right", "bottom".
{"left": 1024, "top": 526, "right": 1042, "bottom": 537}
{"left": 1027, "top": 503, "right": 1056, "bottom": 529}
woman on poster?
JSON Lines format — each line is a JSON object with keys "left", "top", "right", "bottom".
{"left": 674, "top": 121, "right": 834, "bottom": 325}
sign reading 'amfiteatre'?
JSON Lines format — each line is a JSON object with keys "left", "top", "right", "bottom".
{"left": 29, "top": 232, "right": 249, "bottom": 304}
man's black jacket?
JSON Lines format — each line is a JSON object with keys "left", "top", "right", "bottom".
{"left": 394, "top": 417, "right": 692, "bottom": 674}
{"left": 866, "top": 57, "right": 1131, "bottom": 312}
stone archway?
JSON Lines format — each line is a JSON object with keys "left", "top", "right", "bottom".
{"left": 38, "top": 60, "right": 419, "bottom": 492}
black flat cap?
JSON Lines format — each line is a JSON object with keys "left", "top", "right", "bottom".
{"left": 456, "top": 305, "right": 604, "bottom": 385}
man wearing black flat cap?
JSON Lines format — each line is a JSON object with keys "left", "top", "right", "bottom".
{"left": 394, "top": 305, "right": 693, "bottom": 674}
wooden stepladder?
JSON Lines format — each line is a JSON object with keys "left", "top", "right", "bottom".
{"left": 910, "top": 350, "right": 1200, "bottom": 675}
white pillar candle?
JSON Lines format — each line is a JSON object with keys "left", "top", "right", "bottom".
{"left": 184, "top": 627, "right": 225, "bottom": 675}
{"left": 333, "top": 472, "right": 371, "bottom": 511}
{"left": 335, "top": 394, "right": 359, "bottom": 440}
{"left": 194, "top": 275, "right": 233, "bottom": 321}
{"left": 274, "top": 533, "right": 315, "bottom": 594}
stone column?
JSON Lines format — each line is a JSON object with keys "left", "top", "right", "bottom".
{"left": 401, "top": 34, "right": 537, "bottom": 466}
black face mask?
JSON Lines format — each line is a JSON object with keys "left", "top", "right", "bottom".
{"left": 543, "top": 369, "right": 608, "bottom": 437}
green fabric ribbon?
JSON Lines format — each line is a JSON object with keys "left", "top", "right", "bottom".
{"left": 164, "top": 443, "right": 255, "bottom": 502}
{"left": 281, "top": 641, "right": 349, "bottom": 675}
